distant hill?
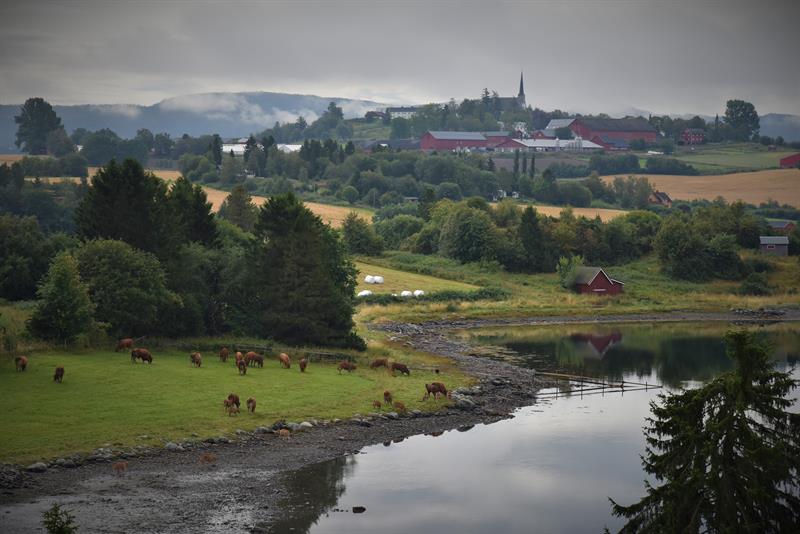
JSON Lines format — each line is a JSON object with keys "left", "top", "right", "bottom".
{"left": 0, "top": 92, "right": 385, "bottom": 152}
{"left": 759, "top": 113, "right": 800, "bottom": 143}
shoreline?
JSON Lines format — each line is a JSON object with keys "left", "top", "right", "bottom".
{"left": 1, "top": 308, "right": 797, "bottom": 532}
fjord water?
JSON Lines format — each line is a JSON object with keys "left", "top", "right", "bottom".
{"left": 268, "top": 322, "right": 800, "bottom": 534}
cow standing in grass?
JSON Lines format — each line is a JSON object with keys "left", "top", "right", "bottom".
{"left": 116, "top": 338, "right": 134, "bottom": 352}
{"left": 190, "top": 352, "right": 202, "bottom": 367}
{"left": 247, "top": 397, "right": 256, "bottom": 413}
{"left": 299, "top": 358, "right": 308, "bottom": 372}
{"left": 423, "top": 382, "right": 448, "bottom": 400}
{"left": 15, "top": 356, "right": 28, "bottom": 372}
{"left": 237, "top": 360, "right": 247, "bottom": 375}
{"left": 370, "top": 358, "right": 388, "bottom": 370}
{"left": 219, "top": 347, "right": 229, "bottom": 363}
{"left": 338, "top": 361, "right": 357, "bottom": 373}
{"left": 131, "top": 348, "right": 152, "bottom": 364}
{"left": 248, "top": 354, "right": 264, "bottom": 367}
{"left": 53, "top": 366, "right": 64, "bottom": 383}
{"left": 383, "top": 390, "right": 393, "bottom": 406}
{"left": 278, "top": 353, "right": 291, "bottom": 369}
{"left": 390, "top": 362, "right": 410, "bottom": 376}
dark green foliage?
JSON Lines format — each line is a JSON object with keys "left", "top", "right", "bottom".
{"left": 358, "top": 286, "right": 509, "bottom": 306}
{"left": 724, "top": 99, "right": 760, "bottom": 141}
{"left": 80, "top": 129, "right": 148, "bottom": 165}
{"left": 218, "top": 184, "right": 258, "bottom": 232}
{"left": 234, "top": 193, "right": 362, "bottom": 349}
{"left": 0, "top": 215, "right": 59, "bottom": 300}
{"left": 42, "top": 504, "right": 78, "bottom": 534}
{"left": 589, "top": 154, "right": 640, "bottom": 175}
{"left": 611, "top": 176, "right": 654, "bottom": 209}
{"left": 15, "top": 98, "right": 63, "bottom": 155}
{"left": 76, "top": 159, "right": 177, "bottom": 259}
{"left": 75, "top": 240, "right": 177, "bottom": 337}
{"left": 374, "top": 214, "right": 424, "bottom": 249}
{"left": 46, "top": 128, "right": 76, "bottom": 157}
{"left": 611, "top": 331, "right": 799, "bottom": 533}
{"left": 167, "top": 176, "right": 217, "bottom": 245}
{"left": 342, "top": 212, "right": 384, "bottom": 255}
{"left": 546, "top": 162, "right": 590, "bottom": 178}
{"left": 519, "top": 206, "right": 550, "bottom": 272}
{"left": 438, "top": 204, "right": 495, "bottom": 263}
{"left": 654, "top": 217, "right": 714, "bottom": 281}
{"left": 739, "top": 272, "right": 771, "bottom": 295}
{"left": 558, "top": 181, "right": 593, "bottom": 207}
{"left": 29, "top": 253, "right": 95, "bottom": 344}
{"left": 644, "top": 157, "right": 699, "bottom": 175}
{"left": 178, "top": 153, "right": 217, "bottom": 183}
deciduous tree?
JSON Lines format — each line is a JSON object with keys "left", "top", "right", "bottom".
{"left": 15, "top": 98, "right": 63, "bottom": 155}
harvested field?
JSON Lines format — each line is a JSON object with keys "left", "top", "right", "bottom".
{"left": 603, "top": 168, "right": 800, "bottom": 207}
{"left": 505, "top": 202, "right": 627, "bottom": 221}
{"left": 0, "top": 154, "right": 24, "bottom": 164}
{"left": 355, "top": 260, "right": 478, "bottom": 294}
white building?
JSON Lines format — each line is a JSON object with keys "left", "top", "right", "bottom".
{"left": 385, "top": 106, "right": 418, "bottom": 120}
{"left": 496, "top": 137, "right": 603, "bottom": 153}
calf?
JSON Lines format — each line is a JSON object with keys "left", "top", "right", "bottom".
{"left": 299, "top": 357, "right": 308, "bottom": 372}
{"left": 369, "top": 358, "right": 388, "bottom": 370}
{"left": 116, "top": 338, "right": 134, "bottom": 352}
{"left": 246, "top": 397, "right": 256, "bottom": 413}
{"left": 237, "top": 360, "right": 247, "bottom": 375}
{"left": 15, "top": 356, "right": 28, "bottom": 372}
{"left": 131, "top": 348, "right": 152, "bottom": 364}
{"left": 190, "top": 352, "right": 202, "bottom": 367}
{"left": 223, "top": 398, "right": 239, "bottom": 416}
{"left": 112, "top": 461, "right": 128, "bottom": 476}
{"left": 383, "top": 390, "right": 393, "bottom": 406}
{"left": 219, "top": 347, "right": 229, "bottom": 363}
{"left": 390, "top": 362, "right": 410, "bottom": 376}
{"left": 278, "top": 353, "right": 291, "bottom": 369}
{"left": 423, "top": 382, "right": 448, "bottom": 401}
{"left": 226, "top": 393, "right": 240, "bottom": 409}
{"left": 372, "top": 400, "right": 382, "bottom": 410}
{"left": 393, "top": 401, "right": 407, "bottom": 413}
{"left": 338, "top": 361, "right": 357, "bottom": 373}
{"left": 53, "top": 366, "right": 64, "bottom": 383}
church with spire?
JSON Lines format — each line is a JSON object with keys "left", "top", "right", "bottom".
{"left": 493, "top": 71, "right": 527, "bottom": 111}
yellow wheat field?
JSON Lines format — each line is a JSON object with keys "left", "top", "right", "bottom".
{"left": 602, "top": 168, "right": 800, "bottom": 207}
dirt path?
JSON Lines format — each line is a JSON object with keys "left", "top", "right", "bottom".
{"left": 1, "top": 308, "right": 796, "bottom": 532}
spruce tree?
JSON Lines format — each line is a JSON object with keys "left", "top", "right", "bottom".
{"left": 611, "top": 331, "right": 800, "bottom": 533}
{"left": 29, "top": 253, "right": 95, "bottom": 343}
{"left": 218, "top": 184, "right": 258, "bottom": 232}
{"left": 529, "top": 153, "right": 536, "bottom": 177}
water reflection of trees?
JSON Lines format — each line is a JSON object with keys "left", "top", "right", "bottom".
{"left": 256, "top": 455, "right": 352, "bottom": 534}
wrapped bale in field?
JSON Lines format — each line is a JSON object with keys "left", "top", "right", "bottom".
{"left": 357, "top": 290, "right": 373, "bottom": 297}
{"left": 364, "top": 275, "right": 375, "bottom": 284}
{"left": 373, "top": 276, "right": 384, "bottom": 284}
{"left": 400, "top": 290, "right": 413, "bottom": 297}
{"left": 413, "top": 290, "right": 425, "bottom": 297}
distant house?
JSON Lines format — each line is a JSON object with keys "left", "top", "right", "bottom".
{"left": 365, "top": 110, "right": 388, "bottom": 121}
{"left": 767, "top": 220, "right": 797, "bottom": 234}
{"left": 759, "top": 236, "right": 789, "bottom": 256}
{"left": 222, "top": 143, "right": 247, "bottom": 157}
{"left": 420, "top": 131, "right": 488, "bottom": 151}
{"left": 649, "top": 190, "right": 673, "bottom": 207}
{"left": 572, "top": 266, "right": 624, "bottom": 295}
{"left": 386, "top": 106, "right": 418, "bottom": 120}
{"left": 681, "top": 128, "right": 705, "bottom": 144}
{"left": 779, "top": 153, "right": 800, "bottom": 168}
{"left": 276, "top": 144, "right": 302, "bottom": 153}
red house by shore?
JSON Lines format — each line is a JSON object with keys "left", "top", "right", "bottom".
{"left": 572, "top": 266, "right": 624, "bottom": 295}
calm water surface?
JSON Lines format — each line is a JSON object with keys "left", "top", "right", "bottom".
{"left": 264, "top": 322, "right": 800, "bottom": 534}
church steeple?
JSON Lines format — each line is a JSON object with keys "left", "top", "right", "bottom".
{"left": 517, "top": 71, "right": 526, "bottom": 107}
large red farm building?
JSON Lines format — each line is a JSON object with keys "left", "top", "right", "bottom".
{"left": 420, "top": 131, "right": 489, "bottom": 151}
{"left": 568, "top": 118, "right": 657, "bottom": 147}
{"left": 572, "top": 266, "right": 625, "bottom": 295}
{"left": 780, "top": 153, "right": 800, "bottom": 168}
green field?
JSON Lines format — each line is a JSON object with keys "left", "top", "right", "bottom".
{"left": 668, "top": 143, "right": 797, "bottom": 174}
{"left": 355, "top": 260, "right": 478, "bottom": 294}
{"left": 350, "top": 120, "right": 391, "bottom": 140}
{"left": 0, "top": 345, "right": 467, "bottom": 464}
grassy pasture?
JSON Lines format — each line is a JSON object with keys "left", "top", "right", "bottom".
{"left": 670, "top": 144, "right": 797, "bottom": 173}
{"left": 602, "top": 168, "right": 800, "bottom": 207}
{"left": 0, "top": 345, "right": 467, "bottom": 464}
{"left": 355, "top": 260, "right": 478, "bottom": 294}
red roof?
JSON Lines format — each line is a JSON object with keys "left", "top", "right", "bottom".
{"left": 779, "top": 153, "right": 800, "bottom": 168}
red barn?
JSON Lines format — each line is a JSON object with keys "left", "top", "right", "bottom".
{"left": 681, "top": 128, "right": 705, "bottom": 144}
{"left": 420, "top": 131, "right": 488, "bottom": 151}
{"left": 483, "top": 131, "right": 512, "bottom": 148}
{"left": 569, "top": 118, "right": 657, "bottom": 145}
{"left": 572, "top": 267, "right": 624, "bottom": 295}
{"left": 780, "top": 153, "right": 800, "bottom": 168}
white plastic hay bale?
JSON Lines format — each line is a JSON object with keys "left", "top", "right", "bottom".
{"left": 357, "top": 290, "right": 373, "bottom": 297}
{"left": 400, "top": 290, "right": 413, "bottom": 298}
{"left": 364, "top": 275, "right": 375, "bottom": 284}
{"left": 413, "top": 290, "right": 425, "bottom": 297}
{"left": 373, "top": 276, "right": 384, "bottom": 284}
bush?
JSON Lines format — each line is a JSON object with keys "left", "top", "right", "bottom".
{"left": 342, "top": 212, "right": 383, "bottom": 255}
{"left": 547, "top": 162, "right": 590, "bottom": 178}
{"left": 739, "top": 272, "right": 771, "bottom": 295}
{"left": 644, "top": 157, "right": 699, "bottom": 175}
{"left": 589, "top": 154, "right": 640, "bottom": 175}
{"left": 438, "top": 205, "right": 495, "bottom": 263}
{"left": 558, "top": 181, "right": 593, "bottom": 207}
{"left": 374, "top": 215, "right": 424, "bottom": 249}
{"left": 42, "top": 504, "right": 78, "bottom": 534}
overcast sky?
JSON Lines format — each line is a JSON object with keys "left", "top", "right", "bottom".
{"left": 1, "top": 0, "right": 798, "bottom": 116}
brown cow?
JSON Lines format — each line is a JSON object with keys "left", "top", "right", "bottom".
{"left": 423, "top": 382, "right": 448, "bottom": 401}
{"left": 338, "top": 361, "right": 357, "bottom": 373}
{"left": 237, "top": 360, "right": 247, "bottom": 375}
{"left": 369, "top": 358, "right": 388, "bottom": 370}
{"left": 131, "top": 348, "right": 152, "bottom": 364}
{"left": 390, "top": 362, "right": 410, "bottom": 376}
{"left": 235, "top": 351, "right": 244, "bottom": 364}
{"left": 372, "top": 400, "right": 382, "bottom": 410}
{"left": 383, "top": 390, "right": 393, "bottom": 406}
{"left": 278, "top": 353, "right": 291, "bottom": 369}
{"left": 190, "top": 352, "right": 202, "bottom": 367}
{"left": 393, "top": 401, "right": 407, "bottom": 414}
{"left": 53, "top": 366, "right": 64, "bottom": 383}
{"left": 116, "top": 338, "right": 134, "bottom": 352}
{"left": 299, "top": 357, "right": 308, "bottom": 372}
{"left": 223, "top": 398, "right": 239, "bottom": 416}
{"left": 246, "top": 397, "right": 256, "bottom": 413}
{"left": 227, "top": 393, "right": 240, "bottom": 408}
{"left": 244, "top": 351, "right": 258, "bottom": 365}
{"left": 219, "top": 347, "right": 229, "bottom": 363}
{"left": 15, "top": 356, "right": 28, "bottom": 372}
{"left": 248, "top": 354, "right": 264, "bottom": 367}
{"left": 112, "top": 461, "right": 128, "bottom": 476}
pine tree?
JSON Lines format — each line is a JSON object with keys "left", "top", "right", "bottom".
{"left": 513, "top": 149, "right": 520, "bottom": 177}
{"left": 521, "top": 154, "right": 528, "bottom": 175}
{"left": 519, "top": 206, "right": 545, "bottom": 271}
{"left": 611, "top": 331, "right": 800, "bottom": 533}
{"left": 218, "top": 184, "right": 258, "bottom": 232}
{"left": 529, "top": 153, "right": 535, "bottom": 177}
{"left": 29, "top": 253, "right": 95, "bottom": 343}
{"left": 167, "top": 176, "right": 217, "bottom": 245}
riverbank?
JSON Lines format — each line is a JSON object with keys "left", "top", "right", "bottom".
{"left": 2, "top": 308, "right": 797, "bottom": 533}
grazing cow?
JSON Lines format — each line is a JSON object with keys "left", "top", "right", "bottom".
{"left": 235, "top": 351, "right": 244, "bottom": 364}
{"left": 116, "top": 338, "right": 134, "bottom": 352}
{"left": 338, "top": 361, "right": 357, "bottom": 373}
{"left": 237, "top": 360, "right": 247, "bottom": 375}
{"left": 369, "top": 358, "right": 388, "bottom": 370}
{"left": 383, "top": 390, "right": 393, "bottom": 406}
{"left": 219, "top": 347, "right": 229, "bottom": 363}
{"left": 223, "top": 398, "right": 239, "bottom": 416}
{"left": 247, "top": 397, "right": 256, "bottom": 413}
{"left": 131, "top": 348, "right": 152, "bottom": 364}
{"left": 278, "top": 353, "right": 291, "bottom": 369}
{"left": 393, "top": 401, "right": 407, "bottom": 413}
{"left": 423, "top": 382, "right": 448, "bottom": 401}
{"left": 278, "top": 428, "right": 291, "bottom": 440}
{"left": 190, "top": 352, "right": 202, "bottom": 367}
{"left": 15, "top": 356, "right": 28, "bottom": 372}
{"left": 372, "top": 400, "right": 382, "bottom": 410}
{"left": 53, "top": 366, "right": 64, "bottom": 383}
{"left": 112, "top": 461, "right": 128, "bottom": 476}
{"left": 299, "top": 358, "right": 308, "bottom": 372}
{"left": 248, "top": 354, "right": 264, "bottom": 368}
{"left": 227, "top": 393, "right": 240, "bottom": 409}
{"left": 198, "top": 453, "right": 217, "bottom": 465}
{"left": 244, "top": 351, "right": 258, "bottom": 366}
{"left": 390, "top": 362, "right": 410, "bottom": 376}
